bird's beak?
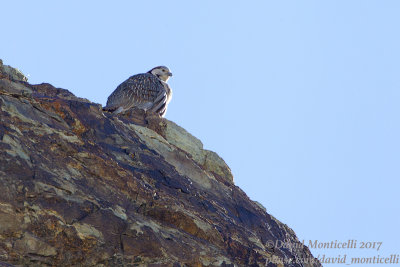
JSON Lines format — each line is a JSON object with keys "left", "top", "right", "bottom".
{"left": 168, "top": 72, "right": 173, "bottom": 77}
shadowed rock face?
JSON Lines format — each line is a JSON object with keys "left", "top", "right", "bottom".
{"left": 0, "top": 61, "right": 321, "bottom": 267}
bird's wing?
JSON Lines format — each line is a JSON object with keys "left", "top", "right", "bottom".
{"left": 148, "top": 88, "right": 167, "bottom": 115}
{"left": 105, "top": 73, "right": 166, "bottom": 112}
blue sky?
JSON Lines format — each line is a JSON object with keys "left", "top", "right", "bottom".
{"left": 2, "top": 1, "right": 399, "bottom": 265}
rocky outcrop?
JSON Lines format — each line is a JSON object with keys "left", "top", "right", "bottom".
{"left": 0, "top": 61, "right": 321, "bottom": 266}
{"left": 0, "top": 60, "right": 28, "bottom": 83}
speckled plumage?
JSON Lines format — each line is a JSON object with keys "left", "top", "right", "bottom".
{"left": 104, "top": 66, "right": 172, "bottom": 117}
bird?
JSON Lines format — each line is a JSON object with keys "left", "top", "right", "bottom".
{"left": 104, "top": 66, "right": 173, "bottom": 117}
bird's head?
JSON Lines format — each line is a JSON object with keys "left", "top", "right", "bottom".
{"left": 148, "top": 66, "right": 173, "bottom": 82}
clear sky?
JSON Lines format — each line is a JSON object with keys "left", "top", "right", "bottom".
{"left": 2, "top": 1, "right": 399, "bottom": 265}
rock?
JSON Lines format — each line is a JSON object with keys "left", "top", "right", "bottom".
{"left": 126, "top": 122, "right": 213, "bottom": 189}
{"left": 13, "top": 233, "right": 57, "bottom": 257}
{"left": 254, "top": 201, "right": 267, "bottom": 213}
{"left": 163, "top": 120, "right": 206, "bottom": 165}
{"left": 0, "top": 79, "right": 32, "bottom": 98}
{"left": 0, "top": 60, "right": 321, "bottom": 266}
{"left": 0, "top": 60, "right": 28, "bottom": 82}
{"left": 145, "top": 116, "right": 234, "bottom": 185}
{"left": 203, "top": 149, "right": 234, "bottom": 184}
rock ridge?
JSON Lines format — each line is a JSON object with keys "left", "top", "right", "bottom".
{"left": 0, "top": 61, "right": 321, "bottom": 266}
